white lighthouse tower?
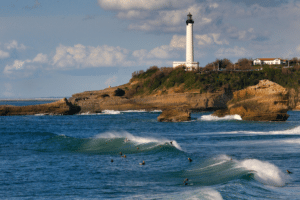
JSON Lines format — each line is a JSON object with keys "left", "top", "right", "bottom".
{"left": 173, "top": 13, "right": 199, "bottom": 71}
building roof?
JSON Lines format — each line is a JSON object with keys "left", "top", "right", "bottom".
{"left": 256, "top": 58, "right": 281, "bottom": 61}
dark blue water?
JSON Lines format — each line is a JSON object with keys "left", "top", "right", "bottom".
{"left": 1, "top": 102, "right": 300, "bottom": 199}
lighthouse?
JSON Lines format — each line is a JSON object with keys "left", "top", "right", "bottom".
{"left": 173, "top": 13, "right": 199, "bottom": 71}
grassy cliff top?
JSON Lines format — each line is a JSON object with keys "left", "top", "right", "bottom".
{"left": 123, "top": 66, "right": 300, "bottom": 98}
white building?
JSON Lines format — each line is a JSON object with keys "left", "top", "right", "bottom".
{"left": 173, "top": 13, "right": 199, "bottom": 71}
{"left": 253, "top": 58, "right": 286, "bottom": 65}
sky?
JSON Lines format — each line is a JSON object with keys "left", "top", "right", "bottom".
{"left": 1, "top": 0, "right": 300, "bottom": 98}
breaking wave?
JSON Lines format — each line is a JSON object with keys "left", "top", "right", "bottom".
{"left": 200, "top": 114, "right": 242, "bottom": 121}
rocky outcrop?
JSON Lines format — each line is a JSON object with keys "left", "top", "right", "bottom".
{"left": 213, "top": 80, "right": 289, "bottom": 121}
{"left": 69, "top": 85, "right": 233, "bottom": 114}
{"left": 157, "top": 109, "right": 191, "bottom": 122}
{"left": 0, "top": 98, "right": 80, "bottom": 116}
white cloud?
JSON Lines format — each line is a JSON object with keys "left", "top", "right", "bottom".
{"left": 52, "top": 44, "right": 133, "bottom": 69}
{"left": 4, "top": 60, "right": 26, "bottom": 75}
{"left": 33, "top": 53, "right": 48, "bottom": 63}
{"left": 132, "top": 49, "right": 148, "bottom": 60}
{"left": 105, "top": 76, "right": 117, "bottom": 87}
{"left": 98, "top": 0, "right": 194, "bottom": 10}
{"left": 5, "top": 40, "right": 26, "bottom": 50}
{"left": 215, "top": 46, "right": 249, "bottom": 57}
{"left": 170, "top": 35, "right": 185, "bottom": 49}
{"left": 0, "top": 50, "right": 10, "bottom": 59}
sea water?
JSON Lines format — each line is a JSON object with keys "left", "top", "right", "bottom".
{"left": 1, "top": 101, "right": 300, "bottom": 199}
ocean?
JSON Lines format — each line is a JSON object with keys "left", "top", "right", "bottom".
{"left": 1, "top": 101, "right": 300, "bottom": 199}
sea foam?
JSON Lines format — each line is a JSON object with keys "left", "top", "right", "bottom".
{"left": 200, "top": 114, "right": 242, "bottom": 121}
{"left": 102, "top": 110, "right": 121, "bottom": 114}
{"left": 94, "top": 131, "right": 182, "bottom": 151}
{"left": 222, "top": 125, "right": 300, "bottom": 135}
{"left": 237, "top": 159, "right": 289, "bottom": 187}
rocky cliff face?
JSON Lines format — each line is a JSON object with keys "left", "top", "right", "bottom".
{"left": 0, "top": 98, "right": 80, "bottom": 116}
{"left": 68, "top": 85, "right": 233, "bottom": 114}
{"left": 213, "top": 80, "right": 289, "bottom": 121}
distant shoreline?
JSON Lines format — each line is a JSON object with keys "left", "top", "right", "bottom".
{"left": 0, "top": 98, "right": 66, "bottom": 102}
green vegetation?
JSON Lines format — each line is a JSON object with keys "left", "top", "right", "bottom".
{"left": 127, "top": 63, "right": 300, "bottom": 97}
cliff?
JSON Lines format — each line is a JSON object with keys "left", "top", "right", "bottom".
{"left": 213, "top": 80, "right": 289, "bottom": 121}
{"left": 0, "top": 98, "right": 80, "bottom": 116}
{"left": 68, "top": 84, "right": 233, "bottom": 114}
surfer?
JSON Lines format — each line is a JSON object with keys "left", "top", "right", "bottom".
{"left": 183, "top": 178, "right": 188, "bottom": 185}
{"left": 119, "top": 152, "right": 122, "bottom": 156}
{"left": 137, "top": 147, "right": 139, "bottom": 150}
{"left": 111, "top": 159, "right": 114, "bottom": 162}
{"left": 121, "top": 155, "right": 127, "bottom": 158}
{"left": 170, "top": 141, "right": 173, "bottom": 145}
{"left": 124, "top": 138, "right": 130, "bottom": 142}
{"left": 139, "top": 161, "right": 145, "bottom": 165}
{"left": 287, "top": 170, "right": 292, "bottom": 174}
{"left": 188, "top": 158, "right": 192, "bottom": 162}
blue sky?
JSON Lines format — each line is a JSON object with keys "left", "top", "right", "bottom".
{"left": 1, "top": 0, "right": 300, "bottom": 98}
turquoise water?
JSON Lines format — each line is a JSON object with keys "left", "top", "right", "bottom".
{"left": 1, "top": 101, "right": 300, "bottom": 199}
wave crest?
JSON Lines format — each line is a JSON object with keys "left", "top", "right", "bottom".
{"left": 200, "top": 114, "right": 242, "bottom": 121}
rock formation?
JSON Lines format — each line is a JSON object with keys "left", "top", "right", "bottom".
{"left": 68, "top": 85, "right": 233, "bottom": 114}
{"left": 213, "top": 80, "right": 289, "bottom": 121}
{"left": 157, "top": 109, "right": 191, "bottom": 122}
{"left": 0, "top": 98, "right": 80, "bottom": 116}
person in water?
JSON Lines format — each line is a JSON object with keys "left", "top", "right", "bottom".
{"left": 183, "top": 178, "right": 188, "bottom": 185}
{"left": 188, "top": 158, "right": 192, "bottom": 162}
{"left": 139, "top": 161, "right": 145, "bottom": 165}
{"left": 170, "top": 141, "right": 173, "bottom": 145}
{"left": 111, "top": 159, "right": 113, "bottom": 162}
{"left": 287, "top": 170, "right": 292, "bottom": 174}
{"left": 119, "top": 152, "right": 122, "bottom": 156}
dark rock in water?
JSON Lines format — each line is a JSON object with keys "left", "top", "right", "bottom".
{"left": 157, "top": 109, "right": 191, "bottom": 122}
{"left": 114, "top": 88, "right": 125, "bottom": 97}
{"left": 0, "top": 98, "right": 80, "bottom": 116}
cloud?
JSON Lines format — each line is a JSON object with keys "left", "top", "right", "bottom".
{"left": 105, "top": 76, "right": 117, "bottom": 87}
{"left": 0, "top": 50, "right": 10, "bottom": 59}
{"left": 33, "top": 53, "right": 48, "bottom": 63}
{"left": 98, "top": 0, "right": 193, "bottom": 10}
{"left": 52, "top": 44, "right": 133, "bottom": 69}
{"left": 6, "top": 40, "right": 26, "bottom": 50}
{"left": 170, "top": 33, "right": 229, "bottom": 49}
{"left": 215, "top": 46, "right": 249, "bottom": 57}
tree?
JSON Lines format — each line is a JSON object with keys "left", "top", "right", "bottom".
{"left": 236, "top": 58, "right": 253, "bottom": 70}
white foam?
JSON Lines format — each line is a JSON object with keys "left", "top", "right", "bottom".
{"left": 94, "top": 131, "right": 182, "bottom": 150}
{"left": 200, "top": 114, "right": 242, "bottom": 121}
{"left": 150, "top": 110, "right": 162, "bottom": 112}
{"left": 34, "top": 113, "right": 47, "bottom": 116}
{"left": 102, "top": 110, "right": 121, "bottom": 115}
{"left": 221, "top": 126, "right": 300, "bottom": 135}
{"left": 237, "top": 159, "right": 289, "bottom": 187}
{"left": 282, "top": 138, "right": 300, "bottom": 144}
{"left": 78, "top": 112, "right": 97, "bottom": 115}
{"left": 121, "top": 110, "right": 146, "bottom": 113}
{"left": 126, "top": 188, "right": 223, "bottom": 200}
